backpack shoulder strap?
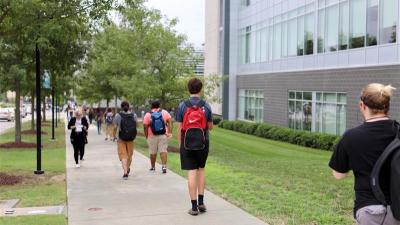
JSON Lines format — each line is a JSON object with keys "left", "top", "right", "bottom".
{"left": 371, "top": 121, "right": 400, "bottom": 205}
{"left": 198, "top": 100, "right": 206, "bottom": 108}
{"left": 184, "top": 100, "right": 192, "bottom": 108}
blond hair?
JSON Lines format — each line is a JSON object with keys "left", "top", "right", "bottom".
{"left": 361, "top": 83, "right": 396, "bottom": 114}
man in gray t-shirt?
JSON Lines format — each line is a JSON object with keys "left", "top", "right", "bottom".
{"left": 112, "top": 101, "right": 137, "bottom": 180}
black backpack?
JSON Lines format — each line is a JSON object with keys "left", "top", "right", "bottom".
{"left": 371, "top": 122, "right": 400, "bottom": 220}
{"left": 118, "top": 113, "right": 137, "bottom": 141}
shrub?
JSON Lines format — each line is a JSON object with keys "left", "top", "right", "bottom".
{"left": 219, "top": 120, "right": 339, "bottom": 151}
{"left": 213, "top": 116, "right": 222, "bottom": 125}
{"left": 254, "top": 123, "right": 274, "bottom": 138}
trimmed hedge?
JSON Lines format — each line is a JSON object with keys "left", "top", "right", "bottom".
{"left": 213, "top": 116, "right": 222, "bottom": 125}
{"left": 219, "top": 120, "right": 340, "bottom": 151}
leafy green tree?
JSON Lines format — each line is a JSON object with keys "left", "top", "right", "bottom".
{"left": 0, "top": 0, "right": 114, "bottom": 143}
{"left": 78, "top": 2, "right": 196, "bottom": 110}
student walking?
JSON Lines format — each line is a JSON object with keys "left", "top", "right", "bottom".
{"left": 105, "top": 108, "right": 115, "bottom": 141}
{"left": 176, "top": 78, "right": 213, "bottom": 216}
{"left": 96, "top": 109, "right": 103, "bottom": 135}
{"left": 329, "top": 83, "right": 400, "bottom": 225}
{"left": 68, "top": 110, "right": 89, "bottom": 168}
{"left": 113, "top": 101, "right": 137, "bottom": 180}
{"left": 88, "top": 108, "right": 94, "bottom": 124}
{"left": 143, "top": 100, "right": 173, "bottom": 173}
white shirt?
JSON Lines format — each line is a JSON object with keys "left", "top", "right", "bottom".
{"left": 75, "top": 119, "right": 82, "bottom": 132}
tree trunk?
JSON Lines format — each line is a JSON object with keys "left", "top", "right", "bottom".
{"left": 106, "top": 98, "right": 110, "bottom": 109}
{"left": 42, "top": 96, "right": 46, "bottom": 122}
{"left": 15, "top": 80, "right": 22, "bottom": 143}
{"left": 31, "top": 89, "right": 35, "bottom": 130}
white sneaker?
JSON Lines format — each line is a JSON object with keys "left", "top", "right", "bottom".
{"left": 76, "top": 164, "right": 80, "bottom": 168}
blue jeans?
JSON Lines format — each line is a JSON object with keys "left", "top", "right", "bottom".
{"left": 97, "top": 122, "right": 102, "bottom": 134}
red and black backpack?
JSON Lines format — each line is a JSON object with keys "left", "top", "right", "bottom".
{"left": 182, "top": 100, "right": 207, "bottom": 151}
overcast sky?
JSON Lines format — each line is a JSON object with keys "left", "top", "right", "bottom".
{"left": 144, "top": 0, "right": 205, "bottom": 48}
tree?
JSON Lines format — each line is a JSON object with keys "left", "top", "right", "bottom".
{"left": 0, "top": 0, "right": 114, "bottom": 143}
{"left": 78, "top": 2, "right": 196, "bottom": 110}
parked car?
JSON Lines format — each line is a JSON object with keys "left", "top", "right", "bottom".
{"left": 0, "top": 108, "right": 15, "bottom": 121}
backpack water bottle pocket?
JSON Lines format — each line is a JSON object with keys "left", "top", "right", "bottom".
{"left": 184, "top": 128, "right": 205, "bottom": 151}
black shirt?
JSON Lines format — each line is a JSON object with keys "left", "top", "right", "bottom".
{"left": 329, "top": 120, "right": 396, "bottom": 216}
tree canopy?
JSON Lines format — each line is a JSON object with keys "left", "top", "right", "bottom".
{"left": 77, "top": 1, "right": 200, "bottom": 110}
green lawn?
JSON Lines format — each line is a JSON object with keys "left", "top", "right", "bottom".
{"left": 136, "top": 127, "right": 354, "bottom": 225}
{"left": 0, "top": 120, "right": 67, "bottom": 224}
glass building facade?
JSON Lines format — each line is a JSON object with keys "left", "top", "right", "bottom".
{"left": 238, "top": 0, "right": 398, "bottom": 64}
{"left": 212, "top": 0, "right": 400, "bottom": 136}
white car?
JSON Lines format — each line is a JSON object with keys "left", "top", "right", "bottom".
{"left": 0, "top": 108, "right": 15, "bottom": 121}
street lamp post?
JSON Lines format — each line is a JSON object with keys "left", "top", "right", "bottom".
{"left": 55, "top": 96, "right": 58, "bottom": 128}
{"left": 51, "top": 84, "right": 55, "bottom": 140}
{"left": 34, "top": 43, "right": 44, "bottom": 175}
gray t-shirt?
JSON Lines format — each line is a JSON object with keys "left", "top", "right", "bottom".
{"left": 113, "top": 111, "right": 138, "bottom": 140}
{"left": 113, "top": 111, "right": 138, "bottom": 126}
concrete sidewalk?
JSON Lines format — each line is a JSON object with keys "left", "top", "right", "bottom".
{"left": 66, "top": 124, "right": 267, "bottom": 225}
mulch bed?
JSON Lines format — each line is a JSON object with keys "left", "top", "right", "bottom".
{"left": 21, "top": 130, "right": 47, "bottom": 135}
{"left": 0, "top": 142, "right": 36, "bottom": 148}
{"left": 0, "top": 173, "right": 23, "bottom": 186}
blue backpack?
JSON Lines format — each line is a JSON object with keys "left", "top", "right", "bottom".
{"left": 150, "top": 110, "right": 166, "bottom": 135}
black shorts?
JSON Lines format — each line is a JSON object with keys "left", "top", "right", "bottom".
{"left": 180, "top": 135, "right": 209, "bottom": 170}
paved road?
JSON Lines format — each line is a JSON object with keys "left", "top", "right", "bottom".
{"left": 0, "top": 116, "right": 31, "bottom": 135}
{"left": 66, "top": 124, "right": 268, "bottom": 225}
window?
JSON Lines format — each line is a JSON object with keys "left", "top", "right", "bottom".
{"left": 238, "top": 0, "right": 398, "bottom": 64}
{"left": 318, "top": 9, "right": 325, "bottom": 53}
{"left": 326, "top": 4, "right": 339, "bottom": 51}
{"left": 297, "top": 16, "right": 305, "bottom": 56}
{"left": 350, "top": 0, "right": 366, "bottom": 48}
{"left": 242, "top": 0, "right": 251, "bottom": 7}
{"left": 380, "top": 0, "right": 398, "bottom": 44}
{"left": 304, "top": 13, "right": 314, "bottom": 55}
{"left": 288, "top": 91, "right": 347, "bottom": 135}
{"left": 269, "top": 25, "right": 273, "bottom": 60}
{"left": 273, "top": 22, "right": 282, "bottom": 60}
{"left": 367, "top": 0, "right": 378, "bottom": 46}
{"left": 288, "top": 18, "right": 297, "bottom": 57}
{"left": 239, "top": 29, "right": 246, "bottom": 64}
{"left": 288, "top": 91, "right": 312, "bottom": 131}
{"left": 238, "top": 90, "right": 264, "bottom": 122}
{"left": 339, "top": 1, "right": 349, "bottom": 50}
{"left": 315, "top": 92, "right": 346, "bottom": 135}
{"left": 260, "top": 27, "right": 268, "bottom": 62}
{"left": 282, "top": 20, "right": 288, "bottom": 58}
{"left": 255, "top": 28, "right": 261, "bottom": 62}
{"left": 245, "top": 26, "right": 251, "bottom": 63}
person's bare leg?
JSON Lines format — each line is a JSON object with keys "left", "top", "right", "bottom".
{"left": 188, "top": 170, "right": 198, "bottom": 200}
{"left": 121, "top": 159, "right": 128, "bottom": 174}
{"left": 197, "top": 168, "right": 205, "bottom": 195}
{"left": 127, "top": 142, "right": 134, "bottom": 171}
{"left": 160, "top": 152, "right": 167, "bottom": 166}
{"left": 197, "top": 168, "right": 206, "bottom": 211}
{"left": 150, "top": 154, "right": 157, "bottom": 168}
